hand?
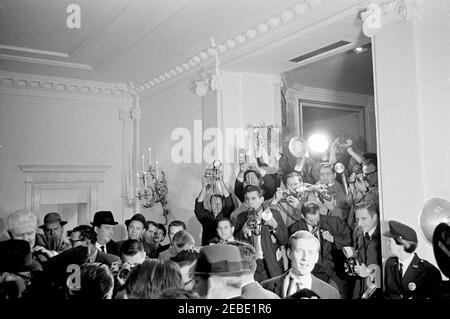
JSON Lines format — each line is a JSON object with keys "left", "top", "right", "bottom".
{"left": 242, "top": 224, "right": 252, "bottom": 238}
{"left": 33, "top": 245, "right": 57, "bottom": 258}
{"left": 344, "top": 139, "right": 353, "bottom": 149}
{"left": 264, "top": 215, "right": 278, "bottom": 229}
{"left": 202, "top": 176, "right": 210, "bottom": 189}
{"left": 355, "top": 177, "right": 369, "bottom": 193}
{"left": 354, "top": 263, "right": 370, "bottom": 278}
{"left": 323, "top": 197, "right": 336, "bottom": 211}
{"left": 239, "top": 162, "right": 249, "bottom": 173}
{"left": 286, "top": 196, "right": 301, "bottom": 209}
{"left": 272, "top": 188, "right": 283, "bottom": 205}
{"left": 321, "top": 230, "right": 334, "bottom": 243}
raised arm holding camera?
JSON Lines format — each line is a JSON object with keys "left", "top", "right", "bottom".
{"left": 194, "top": 168, "right": 235, "bottom": 246}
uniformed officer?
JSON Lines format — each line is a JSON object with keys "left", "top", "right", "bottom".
{"left": 383, "top": 220, "right": 442, "bottom": 299}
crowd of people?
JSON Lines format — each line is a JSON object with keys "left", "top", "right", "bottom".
{"left": 0, "top": 138, "right": 445, "bottom": 299}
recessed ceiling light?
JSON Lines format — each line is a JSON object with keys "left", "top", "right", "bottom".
{"left": 353, "top": 46, "right": 368, "bottom": 54}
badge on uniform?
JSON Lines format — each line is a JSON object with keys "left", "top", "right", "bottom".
{"left": 407, "top": 282, "right": 416, "bottom": 291}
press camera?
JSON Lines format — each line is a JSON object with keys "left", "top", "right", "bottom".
{"left": 204, "top": 159, "right": 223, "bottom": 184}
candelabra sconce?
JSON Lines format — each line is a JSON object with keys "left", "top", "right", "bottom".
{"left": 136, "top": 163, "right": 169, "bottom": 216}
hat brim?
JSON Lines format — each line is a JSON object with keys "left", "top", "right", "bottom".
{"left": 38, "top": 220, "right": 68, "bottom": 229}
{"left": 19, "top": 260, "right": 42, "bottom": 273}
{"left": 91, "top": 222, "right": 118, "bottom": 226}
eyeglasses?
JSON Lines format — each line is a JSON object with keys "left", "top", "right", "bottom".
{"left": 69, "top": 239, "right": 83, "bottom": 245}
{"left": 363, "top": 170, "right": 377, "bottom": 178}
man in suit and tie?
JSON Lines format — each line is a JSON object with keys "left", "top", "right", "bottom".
{"left": 351, "top": 201, "right": 382, "bottom": 299}
{"left": 91, "top": 211, "right": 120, "bottom": 257}
{"left": 234, "top": 185, "right": 288, "bottom": 282}
{"left": 383, "top": 220, "right": 442, "bottom": 299}
{"left": 287, "top": 201, "right": 352, "bottom": 297}
{"left": 228, "top": 241, "right": 280, "bottom": 299}
{"left": 261, "top": 230, "right": 340, "bottom": 299}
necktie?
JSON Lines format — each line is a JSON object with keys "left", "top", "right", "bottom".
{"left": 364, "top": 233, "right": 370, "bottom": 247}
{"left": 399, "top": 262, "right": 403, "bottom": 279}
{"left": 100, "top": 245, "right": 105, "bottom": 253}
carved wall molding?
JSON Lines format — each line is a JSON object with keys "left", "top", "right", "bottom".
{"left": 0, "top": 70, "right": 129, "bottom": 97}
{"left": 134, "top": 0, "right": 327, "bottom": 95}
{"left": 19, "top": 165, "right": 111, "bottom": 221}
{"left": 361, "top": 0, "right": 420, "bottom": 37}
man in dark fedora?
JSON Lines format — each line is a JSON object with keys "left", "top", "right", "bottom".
{"left": 37, "top": 212, "right": 70, "bottom": 253}
{"left": 91, "top": 211, "right": 120, "bottom": 257}
{"left": 192, "top": 244, "right": 247, "bottom": 299}
{"left": 383, "top": 220, "right": 442, "bottom": 299}
{"left": 118, "top": 213, "right": 153, "bottom": 257}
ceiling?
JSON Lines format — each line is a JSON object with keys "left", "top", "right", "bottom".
{"left": 0, "top": 0, "right": 371, "bottom": 91}
{"left": 283, "top": 46, "right": 374, "bottom": 95}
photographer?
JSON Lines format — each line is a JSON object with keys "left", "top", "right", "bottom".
{"left": 234, "top": 162, "right": 278, "bottom": 203}
{"left": 194, "top": 174, "right": 234, "bottom": 246}
{"left": 347, "top": 157, "right": 379, "bottom": 231}
{"left": 269, "top": 172, "right": 303, "bottom": 228}
{"left": 351, "top": 202, "right": 382, "bottom": 299}
{"left": 234, "top": 185, "right": 287, "bottom": 282}
{"left": 315, "top": 163, "right": 348, "bottom": 221}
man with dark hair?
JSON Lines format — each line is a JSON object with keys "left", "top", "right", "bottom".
{"left": 383, "top": 220, "right": 442, "bottom": 299}
{"left": 287, "top": 201, "right": 351, "bottom": 297}
{"left": 234, "top": 161, "right": 279, "bottom": 203}
{"left": 234, "top": 185, "right": 288, "bottom": 282}
{"left": 228, "top": 241, "right": 280, "bottom": 299}
{"left": 67, "top": 225, "right": 120, "bottom": 267}
{"left": 91, "top": 211, "right": 120, "bottom": 257}
{"left": 209, "top": 218, "right": 235, "bottom": 244}
{"left": 316, "top": 163, "right": 348, "bottom": 221}
{"left": 158, "top": 220, "right": 186, "bottom": 257}
{"left": 195, "top": 175, "right": 234, "bottom": 245}
{"left": 269, "top": 171, "right": 303, "bottom": 227}
{"left": 159, "top": 229, "right": 194, "bottom": 261}
{"left": 120, "top": 239, "right": 147, "bottom": 266}
{"left": 351, "top": 201, "right": 382, "bottom": 299}
{"left": 262, "top": 230, "right": 340, "bottom": 299}
{"left": 171, "top": 249, "right": 199, "bottom": 291}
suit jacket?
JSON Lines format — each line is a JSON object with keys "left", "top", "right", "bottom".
{"left": 384, "top": 254, "right": 442, "bottom": 299}
{"left": 288, "top": 215, "right": 351, "bottom": 281}
{"left": 261, "top": 271, "right": 341, "bottom": 299}
{"left": 352, "top": 225, "right": 382, "bottom": 298}
{"left": 106, "top": 240, "right": 120, "bottom": 257}
{"left": 241, "top": 281, "right": 280, "bottom": 299}
{"left": 195, "top": 195, "right": 234, "bottom": 246}
{"left": 234, "top": 207, "right": 288, "bottom": 278}
{"left": 94, "top": 250, "right": 121, "bottom": 267}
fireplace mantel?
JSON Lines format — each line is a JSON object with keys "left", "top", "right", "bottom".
{"left": 19, "top": 165, "right": 111, "bottom": 225}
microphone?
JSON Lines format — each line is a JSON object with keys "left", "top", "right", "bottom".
{"left": 361, "top": 283, "right": 378, "bottom": 299}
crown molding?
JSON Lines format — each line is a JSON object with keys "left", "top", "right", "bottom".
{"left": 0, "top": 70, "right": 131, "bottom": 99}
{"left": 133, "top": 0, "right": 332, "bottom": 95}
{"left": 0, "top": 54, "right": 93, "bottom": 70}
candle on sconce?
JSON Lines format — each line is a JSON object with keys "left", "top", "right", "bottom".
{"left": 155, "top": 161, "right": 159, "bottom": 180}
{"left": 142, "top": 155, "right": 145, "bottom": 172}
{"left": 148, "top": 147, "right": 152, "bottom": 168}
{"left": 136, "top": 173, "right": 140, "bottom": 191}
{"left": 143, "top": 171, "right": 147, "bottom": 187}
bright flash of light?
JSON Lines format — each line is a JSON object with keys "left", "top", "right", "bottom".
{"left": 307, "top": 134, "right": 329, "bottom": 153}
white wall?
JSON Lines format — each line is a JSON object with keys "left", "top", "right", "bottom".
{"left": 139, "top": 79, "right": 204, "bottom": 244}
{"left": 373, "top": 0, "right": 450, "bottom": 277}
{"left": 0, "top": 75, "right": 132, "bottom": 240}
